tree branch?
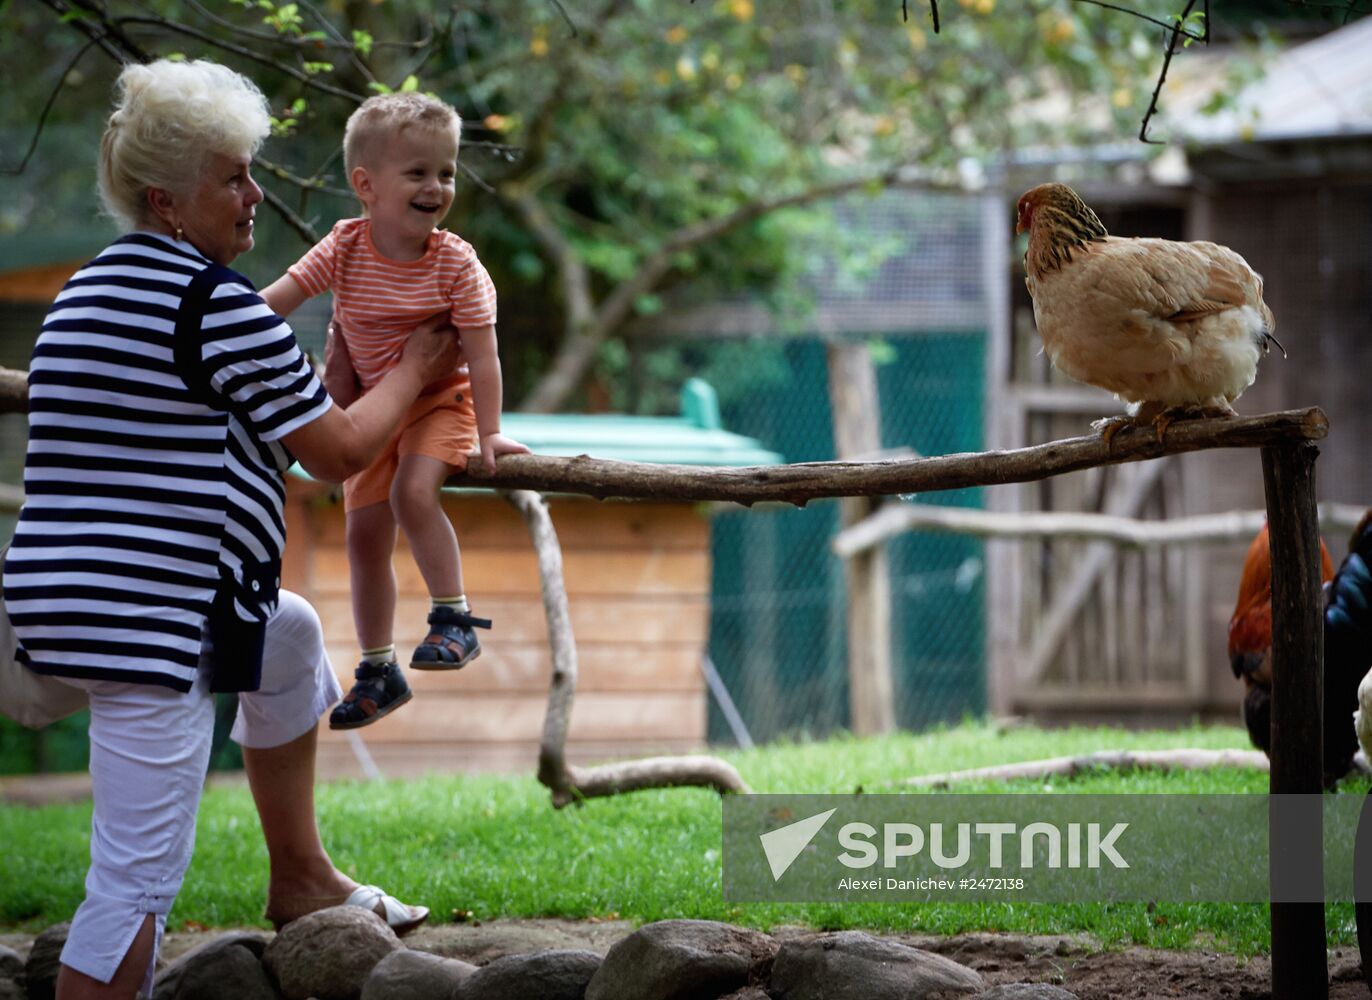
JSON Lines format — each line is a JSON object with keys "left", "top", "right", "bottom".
{"left": 2, "top": 34, "right": 103, "bottom": 176}
{"left": 255, "top": 183, "right": 321, "bottom": 246}
{"left": 505, "top": 488, "right": 749, "bottom": 809}
{"left": 893, "top": 749, "right": 1271, "bottom": 789}
{"left": 518, "top": 167, "right": 930, "bottom": 413}
{"left": 1069, "top": 0, "right": 1206, "bottom": 40}
{"left": 444, "top": 408, "right": 1329, "bottom": 504}
{"left": 115, "top": 14, "right": 367, "bottom": 103}
{"left": 254, "top": 155, "right": 353, "bottom": 200}
{"left": 830, "top": 500, "right": 1370, "bottom": 557}
{"left": 502, "top": 185, "right": 600, "bottom": 413}
{"left": 1138, "top": 0, "right": 1206, "bottom": 143}
{"left": 40, "top": 0, "right": 150, "bottom": 62}
{"left": 518, "top": 0, "right": 633, "bottom": 177}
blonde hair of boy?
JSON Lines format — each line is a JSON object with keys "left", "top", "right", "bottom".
{"left": 343, "top": 92, "right": 463, "bottom": 177}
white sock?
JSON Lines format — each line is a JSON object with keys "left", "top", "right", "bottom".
{"left": 360, "top": 644, "right": 396, "bottom": 666}
{"left": 433, "top": 595, "right": 470, "bottom": 613}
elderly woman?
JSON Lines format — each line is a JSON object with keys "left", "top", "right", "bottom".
{"left": 3, "top": 59, "right": 455, "bottom": 998}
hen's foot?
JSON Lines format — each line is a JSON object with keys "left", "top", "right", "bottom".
{"left": 1089, "top": 415, "right": 1134, "bottom": 450}
{"left": 1150, "top": 403, "right": 1237, "bottom": 443}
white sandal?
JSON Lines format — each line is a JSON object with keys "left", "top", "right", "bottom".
{"left": 267, "top": 884, "right": 429, "bottom": 936}
{"left": 344, "top": 884, "right": 430, "bottom": 936}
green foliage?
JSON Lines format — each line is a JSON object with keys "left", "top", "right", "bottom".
{"left": 269, "top": 97, "right": 309, "bottom": 138}
{"left": 0, "top": 0, "right": 1215, "bottom": 403}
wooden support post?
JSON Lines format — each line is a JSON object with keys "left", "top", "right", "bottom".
{"left": 827, "top": 341, "right": 895, "bottom": 737}
{"left": 1261, "top": 442, "right": 1327, "bottom": 1000}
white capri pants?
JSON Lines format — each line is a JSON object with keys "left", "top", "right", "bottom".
{"left": 54, "top": 591, "right": 342, "bottom": 992}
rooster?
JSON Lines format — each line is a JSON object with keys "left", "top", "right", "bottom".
{"left": 1229, "top": 518, "right": 1372, "bottom": 787}
{"left": 1016, "top": 182, "right": 1283, "bottom": 444}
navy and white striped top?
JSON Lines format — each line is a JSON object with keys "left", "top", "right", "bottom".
{"left": 3, "top": 232, "right": 332, "bottom": 692}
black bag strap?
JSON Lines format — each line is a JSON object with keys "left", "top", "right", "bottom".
{"left": 172, "top": 263, "right": 257, "bottom": 417}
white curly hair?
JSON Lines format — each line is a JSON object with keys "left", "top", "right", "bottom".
{"left": 98, "top": 59, "right": 271, "bottom": 230}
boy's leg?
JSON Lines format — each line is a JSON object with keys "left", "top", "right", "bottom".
{"left": 391, "top": 453, "right": 489, "bottom": 670}
{"left": 390, "top": 454, "right": 462, "bottom": 598}
{"left": 346, "top": 500, "right": 400, "bottom": 650}
{"left": 330, "top": 502, "right": 411, "bottom": 729}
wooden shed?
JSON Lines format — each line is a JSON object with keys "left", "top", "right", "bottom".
{"left": 986, "top": 16, "right": 1372, "bottom": 724}
{"left": 281, "top": 381, "right": 782, "bottom": 780}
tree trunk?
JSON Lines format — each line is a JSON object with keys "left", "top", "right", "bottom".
{"left": 504, "top": 489, "right": 750, "bottom": 808}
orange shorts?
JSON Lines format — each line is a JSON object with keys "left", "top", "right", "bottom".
{"left": 342, "top": 373, "right": 477, "bottom": 512}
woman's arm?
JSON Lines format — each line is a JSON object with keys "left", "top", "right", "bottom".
{"left": 322, "top": 321, "right": 361, "bottom": 408}
{"left": 284, "top": 315, "right": 458, "bottom": 482}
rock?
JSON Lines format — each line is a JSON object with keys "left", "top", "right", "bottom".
{"left": 459, "top": 949, "right": 601, "bottom": 1000}
{"left": 402, "top": 918, "right": 631, "bottom": 965}
{"left": 585, "top": 920, "right": 778, "bottom": 1000}
{"left": 22, "top": 923, "right": 69, "bottom": 1000}
{"left": 770, "top": 931, "right": 985, "bottom": 1000}
{"left": 263, "top": 906, "right": 403, "bottom": 1000}
{"left": 717, "top": 990, "right": 772, "bottom": 1000}
{"left": 0, "top": 944, "right": 23, "bottom": 1000}
{"left": 0, "top": 945, "right": 22, "bottom": 981}
{"left": 360, "top": 948, "right": 475, "bottom": 1000}
{"left": 970, "top": 987, "right": 1078, "bottom": 999}
{"left": 151, "top": 932, "right": 275, "bottom": 1000}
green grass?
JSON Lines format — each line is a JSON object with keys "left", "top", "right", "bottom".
{"left": 2, "top": 719, "right": 1364, "bottom": 956}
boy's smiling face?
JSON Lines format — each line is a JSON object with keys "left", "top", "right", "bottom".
{"left": 353, "top": 123, "right": 458, "bottom": 259}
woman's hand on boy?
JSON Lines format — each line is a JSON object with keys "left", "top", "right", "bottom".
{"left": 322, "top": 321, "right": 361, "bottom": 408}
{"left": 399, "top": 313, "right": 462, "bottom": 386}
{"left": 476, "top": 433, "right": 531, "bottom": 475}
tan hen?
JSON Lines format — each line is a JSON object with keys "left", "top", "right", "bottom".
{"left": 1016, "top": 182, "right": 1282, "bottom": 443}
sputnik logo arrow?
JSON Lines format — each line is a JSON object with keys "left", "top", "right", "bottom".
{"left": 759, "top": 808, "right": 837, "bottom": 881}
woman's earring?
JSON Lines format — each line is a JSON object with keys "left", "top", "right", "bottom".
{"left": 174, "top": 225, "right": 184, "bottom": 241}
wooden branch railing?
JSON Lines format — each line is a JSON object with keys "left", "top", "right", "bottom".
{"left": 503, "top": 488, "right": 750, "bottom": 808}
{"left": 830, "top": 499, "right": 1370, "bottom": 557}
{"left": 443, "top": 407, "right": 1328, "bottom": 502}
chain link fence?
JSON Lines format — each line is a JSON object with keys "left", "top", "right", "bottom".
{"left": 701, "top": 333, "right": 987, "bottom": 746}
{"left": 641, "top": 189, "right": 996, "bottom": 746}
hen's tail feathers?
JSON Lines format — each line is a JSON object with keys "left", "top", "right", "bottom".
{"left": 1230, "top": 649, "right": 1266, "bottom": 682}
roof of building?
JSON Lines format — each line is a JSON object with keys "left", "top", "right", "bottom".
{"left": 1173, "top": 17, "right": 1372, "bottom": 145}
{"left": 501, "top": 379, "right": 783, "bottom": 467}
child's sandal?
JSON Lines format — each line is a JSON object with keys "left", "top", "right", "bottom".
{"left": 328, "top": 660, "right": 411, "bottom": 730}
{"left": 409, "top": 606, "right": 491, "bottom": 671}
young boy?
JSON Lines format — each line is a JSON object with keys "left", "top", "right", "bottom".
{"left": 262, "top": 92, "right": 528, "bottom": 730}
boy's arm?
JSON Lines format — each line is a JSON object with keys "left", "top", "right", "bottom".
{"left": 460, "top": 324, "right": 529, "bottom": 475}
{"left": 261, "top": 274, "right": 310, "bottom": 317}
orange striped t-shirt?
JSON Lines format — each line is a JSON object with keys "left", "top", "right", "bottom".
{"left": 287, "top": 218, "right": 497, "bottom": 389}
